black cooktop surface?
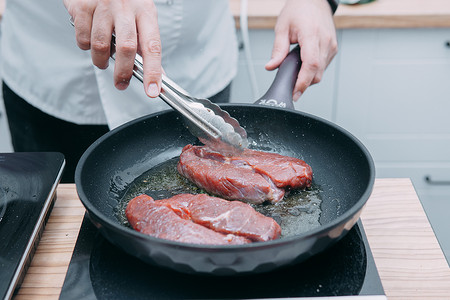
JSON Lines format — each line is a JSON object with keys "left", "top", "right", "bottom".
{"left": 60, "top": 215, "right": 385, "bottom": 299}
{"left": 0, "top": 152, "right": 65, "bottom": 300}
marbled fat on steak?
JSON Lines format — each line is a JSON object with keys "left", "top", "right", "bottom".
{"left": 125, "top": 194, "right": 281, "bottom": 245}
{"left": 177, "top": 144, "right": 313, "bottom": 204}
{"left": 158, "top": 193, "right": 281, "bottom": 242}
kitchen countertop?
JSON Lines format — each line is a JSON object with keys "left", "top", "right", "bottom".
{"left": 12, "top": 178, "right": 450, "bottom": 299}
{"left": 229, "top": 0, "right": 450, "bottom": 29}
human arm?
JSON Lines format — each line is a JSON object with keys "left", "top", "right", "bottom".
{"left": 265, "top": 0, "right": 339, "bottom": 101}
{"left": 63, "top": 0, "right": 162, "bottom": 98}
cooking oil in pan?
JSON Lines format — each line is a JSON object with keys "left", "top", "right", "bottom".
{"left": 251, "top": 187, "right": 322, "bottom": 237}
{"left": 116, "top": 157, "right": 322, "bottom": 238}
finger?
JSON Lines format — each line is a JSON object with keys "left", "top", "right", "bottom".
{"left": 136, "top": 5, "right": 162, "bottom": 98}
{"left": 293, "top": 40, "right": 320, "bottom": 100}
{"left": 308, "top": 36, "right": 334, "bottom": 86}
{"left": 90, "top": 8, "right": 113, "bottom": 69}
{"left": 265, "top": 24, "right": 290, "bottom": 71}
{"left": 326, "top": 37, "right": 338, "bottom": 65}
{"left": 112, "top": 9, "right": 138, "bottom": 90}
{"left": 310, "top": 49, "right": 327, "bottom": 86}
{"left": 72, "top": 5, "right": 95, "bottom": 51}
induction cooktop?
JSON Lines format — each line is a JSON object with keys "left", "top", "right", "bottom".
{"left": 0, "top": 152, "right": 65, "bottom": 300}
{"left": 60, "top": 215, "right": 386, "bottom": 299}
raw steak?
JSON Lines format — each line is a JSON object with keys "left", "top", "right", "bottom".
{"left": 158, "top": 193, "right": 281, "bottom": 242}
{"left": 126, "top": 194, "right": 251, "bottom": 245}
{"left": 125, "top": 193, "right": 281, "bottom": 245}
{"left": 177, "top": 144, "right": 313, "bottom": 204}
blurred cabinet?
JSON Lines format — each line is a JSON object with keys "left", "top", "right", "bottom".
{"left": 334, "top": 28, "right": 450, "bottom": 262}
{"left": 231, "top": 27, "right": 450, "bottom": 262}
{"left": 336, "top": 28, "right": 450, "bottom": 170}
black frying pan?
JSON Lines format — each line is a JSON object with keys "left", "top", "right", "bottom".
{"left": 75, "top": 46, "right": 375, "bottom": 275}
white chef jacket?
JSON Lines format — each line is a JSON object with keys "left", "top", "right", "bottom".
{"left": 0, "top": 0, "right": 238, "bottom": 129}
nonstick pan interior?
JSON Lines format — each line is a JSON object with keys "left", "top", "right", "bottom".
{"left": 75, "top": 104, "right": 375, "bottom": 275}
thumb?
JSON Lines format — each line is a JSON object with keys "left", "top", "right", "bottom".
{"left": 265, "top": 34, "right": 290, "bottom": 71}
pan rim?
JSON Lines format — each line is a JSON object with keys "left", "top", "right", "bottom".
{"left": 75, "top": 104, "right": 375, "bottom": 250}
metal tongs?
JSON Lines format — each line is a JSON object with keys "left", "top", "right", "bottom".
{"left": 110, "top": 35, "right": 248, "bottom": 153}
{"left": 69, "top": 18, "right": 247, "bottom": 152}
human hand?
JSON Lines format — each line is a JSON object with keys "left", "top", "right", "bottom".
{"left": 265, "top": 0, "right": 338, "bottom": 101}
{"left": 64, "top": 0, "right": 162, "bottom": 98}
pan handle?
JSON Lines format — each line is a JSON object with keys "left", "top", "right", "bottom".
{"left": 254, "top": 45, "right": 301, "bottom": 110}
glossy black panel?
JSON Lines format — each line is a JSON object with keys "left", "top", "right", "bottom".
{"left": 60, "top": 217, "right": 384, "bottom": 299}
{"left": 0, "top": 152, "right": 64, "bottom": 300}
